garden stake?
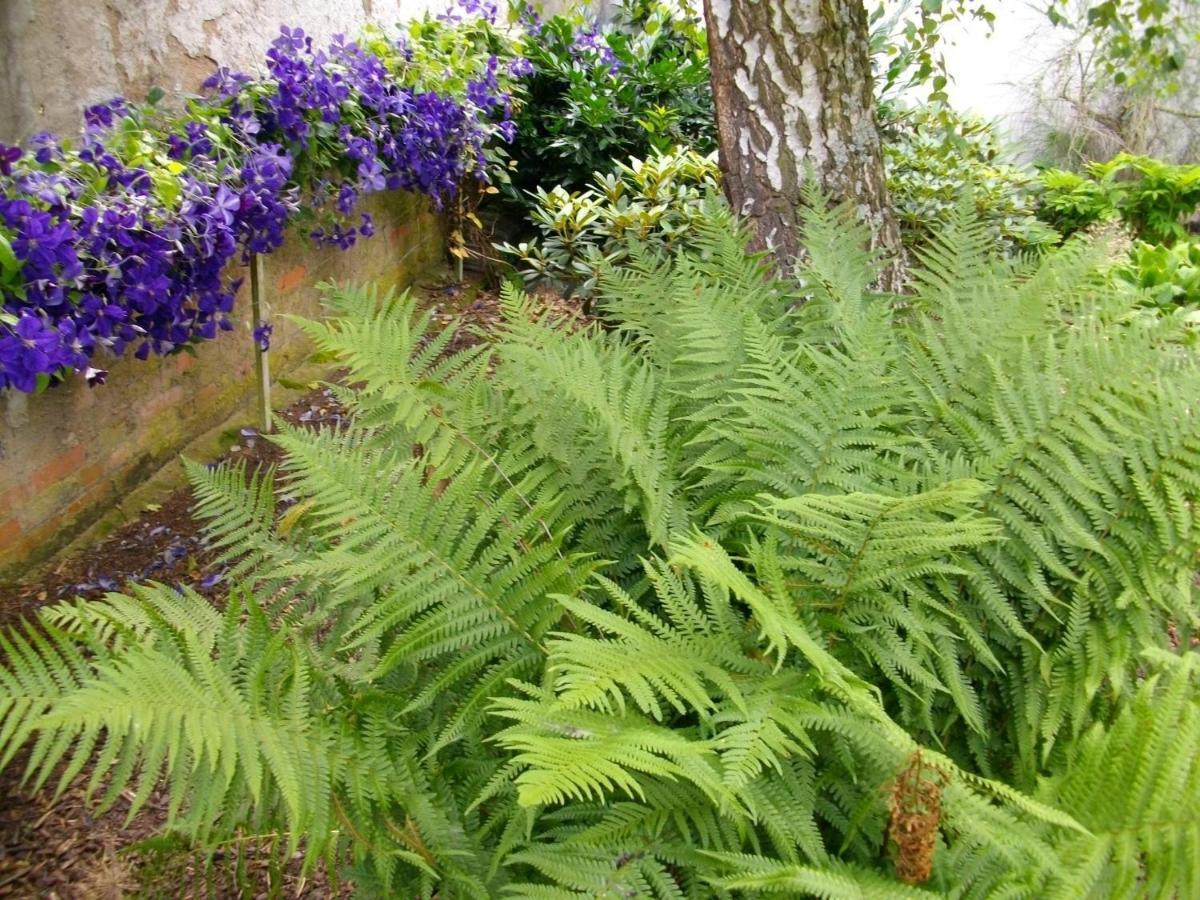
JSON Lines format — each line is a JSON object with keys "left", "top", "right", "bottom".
{"left": 249, "top": 253, "right": 272, "bottom": 433}
{"left": 454, "top": 191, "right": 465, "bottom": 283}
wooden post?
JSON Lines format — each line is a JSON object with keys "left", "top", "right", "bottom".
{"left": 249, "top": 253, "right": 272, "bottom": 433}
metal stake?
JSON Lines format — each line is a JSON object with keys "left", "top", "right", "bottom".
{"left": 249, "top": 253, "right": 272, "bottom": 433}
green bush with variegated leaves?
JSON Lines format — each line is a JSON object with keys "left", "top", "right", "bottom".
{"left": 499, "top": 145, "right": 720, "bottom": 295}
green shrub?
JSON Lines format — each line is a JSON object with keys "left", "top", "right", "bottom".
{"left": 503, "top": 0, "right": 715, "bottom": 212}
{"left": 2, "top": 202, "right": 1199, "bottom": 896}
{"left": 1114, "top": 239, "right": 1200, "bottom": 307}
{"left": 499, "top": 145, "right": 720, "bottom": 294}
{"left": 1036, "top": 167, "right": 1118, "bottom": 236}
{"left": 1038, "top": 152, "right": 1200, "bottom": 244}
{"left": 881, "top": 106, "right": 1058, "bottom": 253}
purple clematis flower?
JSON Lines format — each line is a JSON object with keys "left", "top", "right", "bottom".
{"left": 0, "top": 144, "right": 22, "bottom": 177}
{"left": 0, "top": 314, "right": 64, "bottom": 392}
{"left": 253, "top": 322, "right": 273, "bottom": 351}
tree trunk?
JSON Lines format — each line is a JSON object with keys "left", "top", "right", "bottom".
{"left": 702, "top": 0, "right": 903, "bottom": 287}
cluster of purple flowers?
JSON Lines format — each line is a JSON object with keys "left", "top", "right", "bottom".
{"left": 0, "top": 12, "right": 523, "bottom": 394}
{"left": 570, "top": 25, "right": 622, "bottom": 74}
{"left": 0, "top": 120, "right": 273, "bottom": 392}
{"left": 507, "top": 1, "right": 621, "bottom": 74}
{"left": 439, "top": 0, "right": 501, "bottom": 24}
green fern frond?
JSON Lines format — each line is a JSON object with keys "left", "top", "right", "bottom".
{"left": 1038, "top": 652, "right": 1200, "bottom": 899}
{"left": 795, "top": 178, "right": 884, "bottom": 307}
{"left": 1, "top": 586, "right": 336, "bottom": 860}
{"left": 703, "top": 852, "right": 940, "bottom": 898}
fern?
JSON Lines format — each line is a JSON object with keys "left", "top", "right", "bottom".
{"left": 1037, "top": 651, "right": 1200, "bottom": 898}
{"left": 3, "top": 586, "right": 336, "bottom": 861}
{"left": 1, "top": 201, "right": 1198, "bottom": 896}
{"left": 703, "top": 853, "right": 940, "bottom": 898}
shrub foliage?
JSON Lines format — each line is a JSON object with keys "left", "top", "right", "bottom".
{"left": 1037, "top": 152, "right": 1200, "bottom": 245}
{"left": 1, "top": 200, "right": 1199, "bottom": 897}
{"left": 503, "top": 0, "right": 715, "bottom": 210}
{"left": 880, "top": 106, "right": 1057, "bottom": 253}
{"left": 500, "top": 146, "right": 721, "bottom": 295}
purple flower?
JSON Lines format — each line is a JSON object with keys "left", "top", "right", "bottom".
{"left": 253, "top": 322, "right": 273, "bottom": 351}
{"left": 357, "top": 157, "right": 387, "bottom": 193}
{"left": 0, "top": 144, "right": 22, "bottom": 177}
{"left": 508, "top": 57, "right": 535, "bottom": 79}
{"left": 29, "top": 133, "right": 60, "bottom": 165}
{"left": 439, "top": 0, "right": 499, "bottom": 24}
{"left": 199, "top": 568, "right": 227, "bottom": 590}
{"left": 336, "top": 182, "right": 359, "bottom": 214}
{"left": 517, "top": 4, "right": 543, "bottom": 33}
{"left": 212, "top": 185, "right": 242, "bottom": 226}
{"left": 202, "top": 67, "right": 252, "bottom": 100}
{"left": 0, "top": 314, "right": 65, "bottom": 392}
{"left": 83, "top": 97, "right": 129, "bottom": 129}
{"left": 571, "top": 25, "right": 622, "bottom": 73}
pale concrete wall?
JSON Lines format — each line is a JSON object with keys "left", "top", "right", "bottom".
{"left": 0, "top": 0, "right": 443, "bottom": 143}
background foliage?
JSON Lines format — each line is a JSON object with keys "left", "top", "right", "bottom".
{"left": 501, "top": 0, "right": 715, "bottom": 212}
{"left": 880, "top": 105, "right": 1057, "bottom": 253}
{"left": 1036, "top": 152, "right": 1200, "bottom": 244}
{"left": 1114, "top": 238, "right": 1200, "bottom": 306}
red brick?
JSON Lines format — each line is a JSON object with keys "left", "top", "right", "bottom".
{"left": 276, "top": 264, "right": 307, "bottom": 294}
{"left": 14, "top": 518, "right": 60, "bottom": 558}
{"left": 139, "top": 384, "right": 185, "bottom": 421}
{"left": 0, "top": 519, "right": 21, "bottom": 551}
{"left": 78, "top": 462, "right": 105, "bottom": 487}
{"left": 195, "top": 383, "right": 220, "bottom": 406}
{"left": 32, "top": 444, "right": 87, "bottom": 491}
{"left": 106, "top": 445, "right": 133, "bottom": 470}
{"left": 0, "top": 483, "right": 29, "bottom": 513}
{"left": 65, "top": 479, "right": 112, "bottom": 518}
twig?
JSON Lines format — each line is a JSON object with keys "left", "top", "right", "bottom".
{"left": 0, "top": 861, "right": 42, "bottom": 891}
{"left": 1155, "top": 105, "right": 1200, "bottom": 120}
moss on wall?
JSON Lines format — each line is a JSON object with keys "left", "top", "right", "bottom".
{"left": 0, "top": 191, "right": 444, "bottom": 582}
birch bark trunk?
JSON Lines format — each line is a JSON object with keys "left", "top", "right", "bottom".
{"left": 702, "top": 0, "right": 903, "bottom": 287}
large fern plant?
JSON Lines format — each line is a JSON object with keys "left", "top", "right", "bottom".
{"left": 2, "top": 197, "right": 1198, "bottom": 898}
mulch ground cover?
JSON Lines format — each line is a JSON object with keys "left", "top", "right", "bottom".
{"left": 0, "top": 280, "right": 582, "bottom": 898}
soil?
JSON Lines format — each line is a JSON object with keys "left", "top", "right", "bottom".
{"left": 0, "top": 280, "right": 584, "bottom": 898}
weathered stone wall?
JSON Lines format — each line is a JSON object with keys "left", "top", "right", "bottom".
{"left": 0, "top": 0, "right": 580, "bottom": 144}
{"left": 0, "top": 0, "right": 445, "bottom": 143}
{"left": 0, "top": 191, "right": 443, "bottom": 580}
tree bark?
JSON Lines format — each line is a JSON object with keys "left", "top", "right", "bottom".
{"left": 702, "top": 0, "right": 903, "bottom": 287}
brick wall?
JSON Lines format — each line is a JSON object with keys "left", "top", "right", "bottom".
{"left": 0, "top": 190, "right": 444, "bottom": 581}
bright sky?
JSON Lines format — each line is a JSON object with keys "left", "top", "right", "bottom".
{"left": 932, "top": 1, "right": 1068, "bottom": 125}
